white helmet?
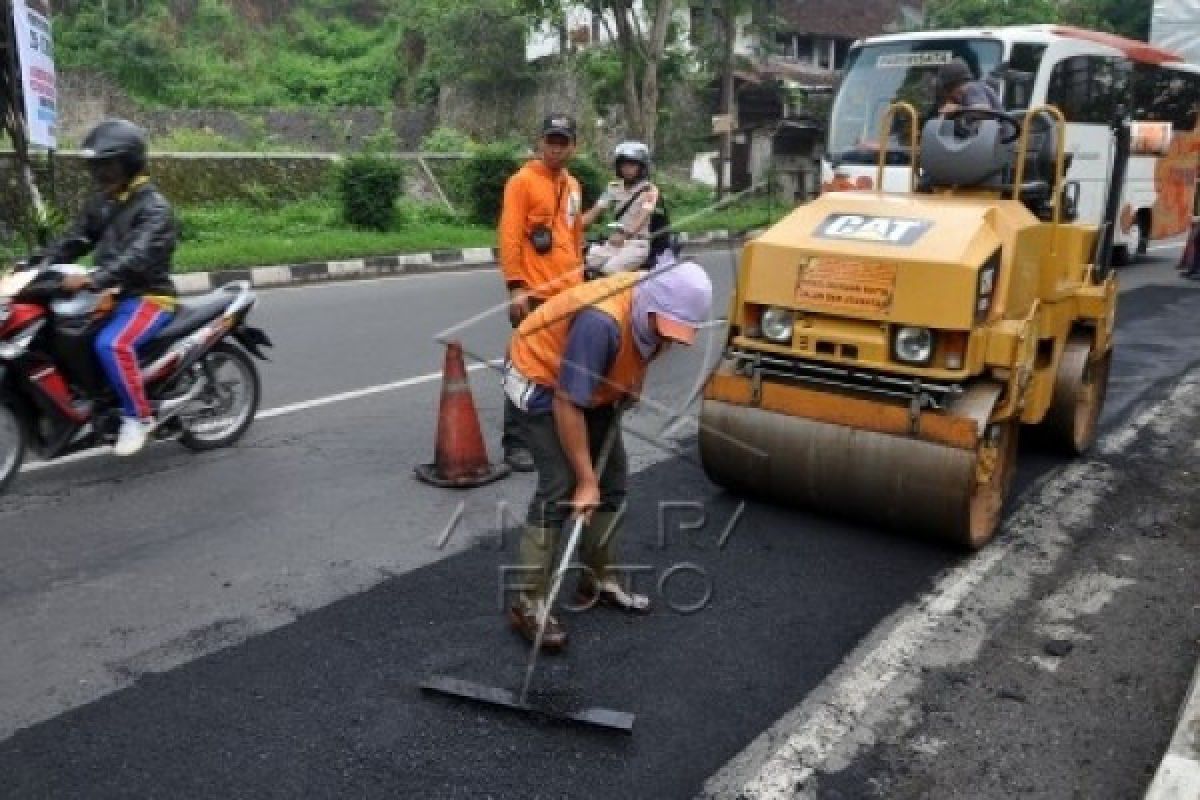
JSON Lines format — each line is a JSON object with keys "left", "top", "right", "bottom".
{"left": 613, "top": 140, "right": 651, "bottom": 177}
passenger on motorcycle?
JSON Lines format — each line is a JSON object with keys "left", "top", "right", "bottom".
{"left": 582, "top": 141, "right": 661, "bottom": 275}
{"left": 33, "top": 119, "right": 178, "bottom": 457}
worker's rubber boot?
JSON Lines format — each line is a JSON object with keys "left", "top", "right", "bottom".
{"left": 508, "top": 525, "right": 567, "bottom": 650}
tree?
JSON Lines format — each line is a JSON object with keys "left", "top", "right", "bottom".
{"left": 925, "top": 0, "right": 1061, "bottom": 29}
{"left": 1061, "top": 0, "right": 1151, "bottom": 42}
{"left": 605, "top": 0, "right": 677, "bottom": 148}
{"left": 522, "top": 0, "right": 679, "bottom": 147}
{"left": 1, "top": 0, "right": 48, "bottom": 246}
{"left": 926, "top": 0, "right": 1152, "bottom": 41}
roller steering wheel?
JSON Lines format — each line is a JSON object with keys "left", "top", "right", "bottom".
{"left": 941, "top": 108, "right": 1022, "bottom": 144}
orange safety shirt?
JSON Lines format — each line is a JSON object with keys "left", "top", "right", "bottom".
{"left": 498, "top": 160, "right": 585, "bottom": 300}
{"left": 509, "top": 272, "right": 648, "bottom": 407}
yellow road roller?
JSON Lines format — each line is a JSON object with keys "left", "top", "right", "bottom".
{"left": 700, "top": 104, "right": 1156, "bottom": 548}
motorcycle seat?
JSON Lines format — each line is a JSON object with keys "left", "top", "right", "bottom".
{"left": 150, "top": 290, "right": 233, "bottom": 344}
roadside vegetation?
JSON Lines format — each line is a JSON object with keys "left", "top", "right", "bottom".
{"left": 168, "top": 187, "right": 778, "bottom": 274}
{"left": 1, "top": 180, "right": 780, "bottom": 274}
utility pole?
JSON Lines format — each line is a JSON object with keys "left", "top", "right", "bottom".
{"left": 716, "top": 0, "right": 735, "bottom": 197}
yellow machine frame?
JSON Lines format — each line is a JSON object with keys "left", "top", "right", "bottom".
{"left": 700, "top": 104, "right": 1120, "bottom": 547}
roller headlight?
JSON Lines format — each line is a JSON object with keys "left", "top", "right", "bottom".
{"left": 760, "top": 306, "right": 795, "bottom": 344}
{"left": 893, "top": 326, "right": 934, "bottom": 365}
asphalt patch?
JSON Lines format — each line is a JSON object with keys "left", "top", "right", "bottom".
{"left": 0, "top": 454, "right": 958, "bottom": 799}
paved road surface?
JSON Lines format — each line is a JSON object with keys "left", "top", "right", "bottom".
{"left": 0, "top": 244, "right": 1196, "bottom": 798}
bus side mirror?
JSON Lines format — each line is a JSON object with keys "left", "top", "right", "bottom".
{"left": 1130, "top": 121, "right": 1172, "bottom": 156}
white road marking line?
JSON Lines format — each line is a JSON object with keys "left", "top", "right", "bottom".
{"left": 20, "top": 361, "right": 500, "bottom": 474}
{"left": 258, "top": 362, "right": 493, "bottom": 419}
{"left": 707, "top": 366, "right": 1200, "bottom": 800}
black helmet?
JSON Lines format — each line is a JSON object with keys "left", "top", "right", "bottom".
{"left": 81, "top": 119, "right": 148, "bottom": 177}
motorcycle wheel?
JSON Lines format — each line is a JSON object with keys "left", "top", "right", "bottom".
{"left": 0, "top": 405, "right": 26, "bottom": 494}
{"left": 178, "top": 342, "right": 261, "bottom": 452}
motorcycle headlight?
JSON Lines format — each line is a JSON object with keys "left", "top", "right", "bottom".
{"left": 893, "top": 326, "right": 934, "bottom": 365}
{"left": 760, "top": 307, "right": 795, "bottom": 344}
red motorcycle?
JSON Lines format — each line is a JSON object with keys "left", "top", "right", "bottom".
{"left": 0, "top": 264, "right": 271, "bottom": 493}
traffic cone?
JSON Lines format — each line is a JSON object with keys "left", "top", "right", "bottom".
{"left": 415, "top": 341, "right": 512, "bottom": 488}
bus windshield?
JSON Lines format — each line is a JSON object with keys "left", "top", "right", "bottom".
{"left": 828, "top": 38, "right": 1005, "bottom": 165}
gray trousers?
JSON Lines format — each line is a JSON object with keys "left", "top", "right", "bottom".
{"left": 513, "top": 404, "right": 628, "bottom": 598}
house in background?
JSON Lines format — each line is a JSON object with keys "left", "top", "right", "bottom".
{"left": 691, "top": 0, "right": 923, "bottom": 198}
{"left": 524, "top": 0, "right": 923, "bottom": 200}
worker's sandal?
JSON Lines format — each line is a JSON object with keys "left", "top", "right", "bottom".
{"left": 576, "top": 578, "right": 651, "bottom": 614}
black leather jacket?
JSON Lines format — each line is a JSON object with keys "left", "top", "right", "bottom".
{"left": 40, "top": 181, "right": 178, "bottom": 297}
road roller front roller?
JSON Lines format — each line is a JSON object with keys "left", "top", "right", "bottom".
{"left": 699, "top": 104, "right": 1146, "bottom": 548}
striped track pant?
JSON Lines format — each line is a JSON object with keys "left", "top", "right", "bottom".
{"left": 94, "top": 298, "right": 173, "bottom": 420}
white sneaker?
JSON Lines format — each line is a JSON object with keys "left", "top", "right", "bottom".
{"left": 113, "top": 417, "right": 155, "bottom": 457}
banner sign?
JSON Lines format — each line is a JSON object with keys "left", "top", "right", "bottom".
{"left": 11, "top": 0, "right": 57, "bottom": 149}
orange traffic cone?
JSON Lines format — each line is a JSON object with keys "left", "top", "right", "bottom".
{"left": 415, "top": 341, "right": 512, "bottom": 488}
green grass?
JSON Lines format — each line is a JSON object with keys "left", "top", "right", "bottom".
{"left": 175, "top": 227, "right": 495, "bottom": 271}
{"left": 171, "top": 196, "right": 492, "bottom": 272}
{"left": 674, "top": 198, "right": 784, "bottom": 234}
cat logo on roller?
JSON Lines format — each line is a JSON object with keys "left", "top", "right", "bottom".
{"left": 815, "top": 214, "right": 933, "bottom": 246}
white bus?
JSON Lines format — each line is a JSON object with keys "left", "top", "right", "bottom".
{"left": 822, "top": 25, "right": 1200, "bottom": 263}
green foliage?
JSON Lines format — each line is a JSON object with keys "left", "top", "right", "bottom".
{"left": 459, "top": 142, "right": 524, "bottom": 225}
{"left": 396, "top": 198, "right": 467, "bottom": 227}
{"left": 568, "top": 154, "right": 607, "bottom": 209}
{"left": 154, "top": 127, "right": 243, "bottom": 152}
{"left": 925, "top": 0, "right": 1061, "bottom": 27}
{"left": 177, "top": 197, "right": 340, "bottom": 244}
{"left": 52, "top": 0, "right": 405, "bottom": 108}
{"left": 926, "top": 0, "right": 1150, "bottom": 39}
{"left": 1060, "top": 0, "right": 1151, "bottom": 41}
{"left": 577, "top": 47, "right": 627, "bottom": 111}
{"left": 420, "top": 128, "right": 476, "bottom": 207}
{"left": 339, "top": 155, "right": 406, "bottom": 231}
{"left": 421, "top": 127, "right": 475, "bottom": 154}
{"left": 416, "top": 0, "right": 536, "bottom": 99}
{"left": 657, "top": 178, "right": 716, "bottom": 212}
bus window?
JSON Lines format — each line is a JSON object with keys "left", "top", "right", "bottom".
{"left": 1001, "top": 43, "right": 1045, "bottom": 110}
{"left": 1047, "top": 56, "right": 1132, "bottom": 124}
{"left": 827, "top": 38, "right": 1003, "bottom": 165}
{"left": 1134, "top": 64, "right": 1200, "bottom": 130}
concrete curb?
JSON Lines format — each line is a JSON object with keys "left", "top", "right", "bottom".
{"left": 1145, "top": 659, "right": 1200, "bottom": 799}
{"left": 168, "top": 229, "right": 762, "bottom": 295}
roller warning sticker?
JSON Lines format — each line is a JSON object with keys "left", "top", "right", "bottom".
{"left": 795, "top": 257, "right": 898, "bottom": 314}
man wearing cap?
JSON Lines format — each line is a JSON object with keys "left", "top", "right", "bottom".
{"left": 937, "top": 58, "right": 1003, "bottom": 114}
{"left": 497, "top": 114, "right": 587, "bottom": 472}
{"left": 501, "top": 250, "right": 714, "bottom": 650}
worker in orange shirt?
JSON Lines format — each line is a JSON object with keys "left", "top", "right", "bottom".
{"left": 497, "top": 114, "right": 586, "bottom": 471}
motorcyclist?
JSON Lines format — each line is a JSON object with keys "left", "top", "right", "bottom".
{"left": 34, "top": 118, "right": 178, "bottom": 456}
{"left": 582, "top": 141, "right": 661, "bottom": 275}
